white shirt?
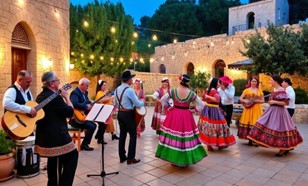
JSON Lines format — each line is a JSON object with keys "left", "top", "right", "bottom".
{"left": 285, "top": 86, "right": 295, "bottom": 109}
{"left": 218, "top": 85, "right": 235, "bottom": 105}
{"left": 2, "top": 82, "right": 33, "bottom": 114}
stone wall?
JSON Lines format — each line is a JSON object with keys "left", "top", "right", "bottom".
{"left": 0, "top": 0, "right": 71, "bottom": 114}
{"left": 150, "top": 24, "right": 308, "bottom": 93}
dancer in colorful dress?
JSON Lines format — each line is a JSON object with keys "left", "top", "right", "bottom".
{"left": 155, "top": 74, "right": 207, "bottom": 167}
{"left": 133, "top": 78, "right": 146, "bottom": 137}
{"left": 198, "top": 78, "right": 236, "bottom": 151}
{"left": 247, "top": 75, "right": 303, "bottom": 157}
{"left": 237, "top": 76, "right": 264, "bottom": 146}
{"left": 151, "top": 77, "right": 170, "bottom": 134}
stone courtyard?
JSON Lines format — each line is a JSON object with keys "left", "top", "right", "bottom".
{"left": 1, "top": 106, "right": 308, "bottom": 186}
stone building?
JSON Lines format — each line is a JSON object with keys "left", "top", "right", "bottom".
{"left": 229, "top": 0, "right": 289, "bottom": 35}
{"left": 0, "top": 0, "right": 83, "bottom": 114}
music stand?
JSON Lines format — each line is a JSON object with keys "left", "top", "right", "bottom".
{"left": 85, "top": 104, "right": 119, "bottom": 186}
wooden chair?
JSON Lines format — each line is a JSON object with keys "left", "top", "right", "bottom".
{"left": 68, "top": 125, "right": 84, "bottom": 152}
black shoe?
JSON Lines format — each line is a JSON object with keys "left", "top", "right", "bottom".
{"left": 275, "top": 150, "right": 289, "bottom": 157}
{"left": 97, "top": 139, "right": 107, "bottom": 144}
{"left": 112, "top": 134, "right": 119, "bottom": 140}
{"left": 120, "top": 157, "right": 127, "bottom": 163}
{"left": 127, "top": 158, "right": 140, "bottom": 165}
{"left": 81, "top": 145, "right": 94, "bottom": 151}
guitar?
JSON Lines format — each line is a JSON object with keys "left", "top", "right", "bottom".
{"left": 73, "top": 90, "right": 110, "bottom": 122}
{"left": 241, "top": 94, "right": 270, "bottom": 108}
{"left": 1, "top": 83, "right": 72, "bottom": 140}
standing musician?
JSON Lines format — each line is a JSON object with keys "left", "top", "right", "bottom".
{"left": 35, "top": 71, "right": 78, "bottom": 186}
{"left": 69, "top": 78, "right": 97, "bottom": 151}
{"left": 115, "top": 70, "right": 144, "bottom": 164}
{"left": 2, "top": 70, "right": 37, "bottom": 118}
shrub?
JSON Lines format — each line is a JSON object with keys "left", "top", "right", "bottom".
{"left": 233, "top": 79, "right": 248, "bottom": 96}
{"left": 294, "top": 87, "right": 308, "bottom": 104}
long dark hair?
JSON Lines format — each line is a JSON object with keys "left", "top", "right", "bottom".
{"left": 207, "top": 78, "right": 219, "bottom": 95}
{"left": 271, "top": 74, "right": 283, "bottom": 86}
{"left": 96, "top": 80, "right": 107, "bottom": 93}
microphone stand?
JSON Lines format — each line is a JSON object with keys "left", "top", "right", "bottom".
{"left": 87, "top": 124, "right": 119, "bottom": 186}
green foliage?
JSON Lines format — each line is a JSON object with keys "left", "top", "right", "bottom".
{"left": 70, "top": 1, "right": 136, "bottom": 77}
{"left": 0, "top": 130, "right": 15, "bottom": 155}
{"left": 197, "top": 0, "right": 241, "bottom": 36}
{"left": 189, "top": 71, "right": 211, "bottom": 89}
{"left": 294, "top": 87, "right": 308, "bottom": 104}
{"left": 233, "top": 79, "right": 247, "bottom": 96}
{"left": 147, "top": 2, "right": 203, "bottom": 43}
{"left": 241, "top": 23, "right": 308, "bottom": 76}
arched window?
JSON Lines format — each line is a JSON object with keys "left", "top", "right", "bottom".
{"left": 214, "top": 60, "right": 225, "bottom": 78}
{"left": 159, "top": 64, "right": 166, "bottom": 74}
{"left": 187, "top": 63, "right": 194, "bottom": 75}
{"left": 247, "top": 12, "right": 255, "bottom": 29}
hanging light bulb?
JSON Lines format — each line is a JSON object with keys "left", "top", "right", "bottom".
{"left": 83, "top": 20, "right": 89, "bottom": 27}
{"left": 152, "top": 34, "right": 157, "bottom": 41}
{"left": 110, "top": 26, "right": 116, "bottom": 33}
{"left": 173, "top": 39, "right": 177, "bottom": 44}
{"left": 133, "top": 32, "right": 138, "bottom": 38}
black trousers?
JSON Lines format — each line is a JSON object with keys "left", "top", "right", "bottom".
{"left": 95, "top": 122, "right": 107, "bottom": 141}
{"left": 70, "top": 120, "right": 96, "bottom": 146}
{"left": 47, "top": 149, "right": 78, "bottom": 186}
{"left": 287, "top": 108, "right": 295, "bottom": 117}
{"left": 222, "top": 104, "right": 233, "bottom": 127}
{"left": 117, "top": 111, "right": 137, "bottom": 160}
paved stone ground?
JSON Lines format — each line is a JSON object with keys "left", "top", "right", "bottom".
{"left": 2, "top": 106, "right": 308, "bottom": 186}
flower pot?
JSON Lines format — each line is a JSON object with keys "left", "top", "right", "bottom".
{"left": 0, "top": 152, "right": 15, "bottom": 181}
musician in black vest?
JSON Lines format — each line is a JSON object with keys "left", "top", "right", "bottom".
{"left": 115, "top": 71, "right": 144, "bottom": 164}
{"left": 2, "top": 70, "right": 37, "bottom": 118}
{"left": 69, "top": 78, "right": 97, "bottom": 151}
{"left": 35, "top": 71, "right": 78, "bottom": 186}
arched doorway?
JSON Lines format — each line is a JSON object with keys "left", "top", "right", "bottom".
{"left": 214, "top": 60, "right": 225, "bottom": 78}
{"left": 11, "top": 23, "right": 31, "bottom": 84}
{"left": 247, "top": 12, "right": 255, "bottom": 29}
{"left": 159, "top": 64, "right": 166, "bottom": 74}
{"left": 187, "top": 62, "right": 194, "bottom": 75}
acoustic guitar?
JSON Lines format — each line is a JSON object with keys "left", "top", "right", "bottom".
{"left": 1, "top": 83, "right": 72, "bottom": 140}
{"left": 73, "top": 90, "right": 110, "bottom": 122}
{"left": 241, "top": 94, "right": 270, "bottom": 108}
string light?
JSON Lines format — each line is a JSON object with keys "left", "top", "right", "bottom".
{"left": 110, "top": 26, "right": 116, "bottom": 33}
{"left": 152, "top": 34, "right": 158, "bottom": 41}
{"left": 83, "top": 21, "right": 89, "bottom": 27}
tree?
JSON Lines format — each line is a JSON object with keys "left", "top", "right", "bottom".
{"left": 147, "top": 1, "right": 203, "bottom": 43}
{"left": 197, "top": 0, "right": 241, "bottom": 36}
{"left": 241, "top": 23, "right": 307, "bottom": 76}
{"left": 289, "top": 0, "right": 308, "bottom": 24}
{"left": 70, "top": 1, "right": 136, "bottom": 77}
{"left": 190, "top": 71, "right": 211, "bottom": 95}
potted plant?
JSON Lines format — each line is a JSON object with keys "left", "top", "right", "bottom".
{"left": 0, "top": 130, "right": 15, "bottom": 182}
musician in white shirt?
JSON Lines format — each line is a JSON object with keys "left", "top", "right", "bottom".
{"left": 282, "top": 78, "right": 296, "bottom": 117}
{"left": 2, "top": 70, "right": 37, "bottom": 117}
{"left": 217, "top": 76, "right": 235, "bottom": 127}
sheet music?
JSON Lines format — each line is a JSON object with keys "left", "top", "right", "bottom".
{"left": 85, "top": 104, "right": 114, "bottom": 123}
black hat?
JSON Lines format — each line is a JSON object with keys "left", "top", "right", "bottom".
{"left": 120, "top": 70, "right": 136, "bottom": 81}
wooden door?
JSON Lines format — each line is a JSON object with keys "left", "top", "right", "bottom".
{"left": 12, "top": 48, "right": 27, "bottom": 84}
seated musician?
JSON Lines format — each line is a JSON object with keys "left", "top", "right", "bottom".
{"left": 69, "top": 78, "right": 97, "bottom": 151}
